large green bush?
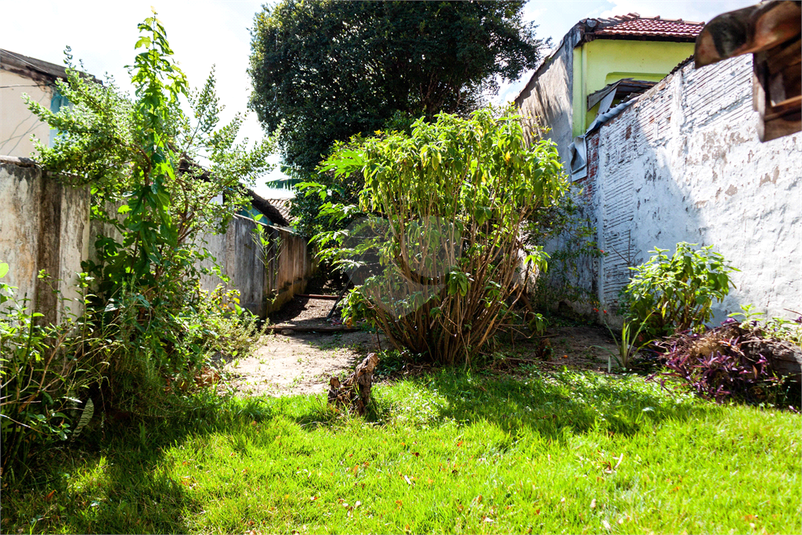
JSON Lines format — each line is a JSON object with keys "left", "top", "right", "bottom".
{"left": 619, "top": 242, "right": 737, "bottom": 339}
{"left": 316, "top": 108, "right": 568, "bottom": 365}
{"left": 2, "top": 12, "right": 271, "bottom": 474}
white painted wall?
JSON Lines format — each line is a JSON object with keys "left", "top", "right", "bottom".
{"left": 0, "top": 70, "right": 53, "bottom": 158}
{"left": 587, "top": 55, "right": 802, "bottom": 323}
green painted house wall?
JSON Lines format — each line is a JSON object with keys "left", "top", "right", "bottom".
{"left": 572, "top": 39, "right": 695, "bottom": 136}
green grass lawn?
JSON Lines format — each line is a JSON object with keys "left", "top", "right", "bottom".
{"left": 3, "top": 368, "right": 800, "bottom": 534}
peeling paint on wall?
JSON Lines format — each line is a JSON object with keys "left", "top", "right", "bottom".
{"left": 587, "top": 55, "right": 801, "bottom": 322}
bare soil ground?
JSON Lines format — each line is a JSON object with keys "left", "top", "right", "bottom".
{"left": 220, "top": 291, "right": 387, "bottom": 397}
{"left": 220, "top": 292, "right": 621, "bottom": 398}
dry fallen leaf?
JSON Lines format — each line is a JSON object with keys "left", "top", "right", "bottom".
{"left": 602, "top": 519, "right": 611, "bottom": 530}
{"left": 590, "top": 498, "right": 596, "bottom": 509}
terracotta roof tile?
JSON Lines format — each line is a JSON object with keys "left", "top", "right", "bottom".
{"left": 594, "top": 14, "right": 704, "bottom": 40}
{"left": 263, "top": 198, "right": 295, "bottom": 225}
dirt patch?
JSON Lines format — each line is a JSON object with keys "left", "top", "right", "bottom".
{"left": 222, "top": 293, "right": 384, "bottom": 397}
{"left": 482, "top": 323, "right": 621, "bottom": 374}
{"left": 221, "top": 295, "right": 624, "bottom": 397}
{"left": 268, "top": 294, "right": 340, "bottom": 329}
{"left": 221, "top": 330, "right": 382, "bottom": 397}
{"left": 542, "top": 324, "right": 620, "bottom": 371}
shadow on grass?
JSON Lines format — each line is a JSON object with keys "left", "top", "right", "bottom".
{"left": 286, "top": 367, "right": 711, "bottom": 442}
{"left": 4, "top": 368, "right": 707, "bottom": 533}
{"left": 411, "top": 368, "right": 709, "bottom": 440}
{"left": 2, "top": 394, "right": 271, "bottom": 534}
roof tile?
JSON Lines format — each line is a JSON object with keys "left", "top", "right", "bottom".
{"left": 594, "top": 14, "right": 704, "bottom": 39}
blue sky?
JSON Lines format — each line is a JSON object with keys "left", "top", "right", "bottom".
{"left": 2, "top": 0, "right": 755, "bottom": 198}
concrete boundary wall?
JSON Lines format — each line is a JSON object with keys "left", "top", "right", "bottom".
{"left": 581, "top": 55, "right": 801, "bottom": 322}
{"left": 0, "top": 156, "right": 313, "bottom": 322}
{"left": 0, "top": 156, "right": 89, "bottom": 325}
{"left": 197, "top": 216, "right": 315, "bottom": 317}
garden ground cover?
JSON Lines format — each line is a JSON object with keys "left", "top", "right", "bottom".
{"left": 3, "top": 367, "right": 799, "bottom": 534}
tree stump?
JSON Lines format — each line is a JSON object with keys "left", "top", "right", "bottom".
{"left": 328, "top": 353, "right": 379, "bottom": 415}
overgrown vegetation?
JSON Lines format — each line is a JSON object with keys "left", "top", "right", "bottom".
{"left": 3, "top": 369, "right": 799, "bottom": 534}
{"left": 0, "top": 267, "right": 105, "bottom": 477}
{"left": 1, "top": 13, "right": 270, "bottom": 480}
{"left": 313, "top": 109, "right": 568, "bottom": 365}
{"left": 652, "top": 306, "right": 802, "bottom": 406}
{"left": 249, "top": 0, "right": 545, "bottom": 235}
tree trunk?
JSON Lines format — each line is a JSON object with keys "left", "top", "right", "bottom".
{"left": 327, "top": 353, "right": 379, "bottom": 415}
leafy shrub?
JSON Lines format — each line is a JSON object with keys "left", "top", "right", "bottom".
{"left": 619, "top": 243, "right": 737, "bottom": 339}
{"left": 653, "top": 322, "right": 796, "bottom": 406}
{"left": 318, "top": 108, "right": 569, "bottom": 365}
{"left": 0, "top": 267, "right": 104, "bottom": 479}
{"left": 23, "top": 13, "right": 272, "bottom": 418}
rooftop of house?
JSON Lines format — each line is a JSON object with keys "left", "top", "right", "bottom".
{"left": 587, "top": 14, "right": 705, "bottom": 42}
{"left": 248, "top": 191, "right": 291, "bottom": 227}
{"left": 515, "top": 13, "right": 705, "bottom": 105}
{"left": 0, "top": 48, "right": 99, "bottom": 86}
{"left": 261, "top": 197, "right": 295, "bottom": 225}
{"left": 0, "top": 49, "right": 70, "bottom": 84}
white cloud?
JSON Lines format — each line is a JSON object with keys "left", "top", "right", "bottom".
{"left": 599, "top": 0, "right": 757, "bottom": 22}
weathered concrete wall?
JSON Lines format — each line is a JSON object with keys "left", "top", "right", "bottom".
{"left": 269, "top": 225, "right": 314, "bottom": 311}
{"left": 2, "top": 156, "right": 313, "bottom": 323}
{"left": 584, "top": 55, "right": 802, "bottom": 322}
{"left": 197, "top": 216, "right": 314, "bottom": 317}
{"left": 0, "top": 156, "right": 90, "bottom": 324}
{"left": 515, "top": 29, "right": 578, "bottom": 165}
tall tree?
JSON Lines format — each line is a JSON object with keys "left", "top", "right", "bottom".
{"left": 249, "top": 0, "right": 543, "bottom": 175}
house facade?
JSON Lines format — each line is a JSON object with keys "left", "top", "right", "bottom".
{"left": 516, "top": 10, "right": 802, "bottom": 324}
{"left": 515, "top": 14, "right": 703, "bottom": 167}
{"left": 0, "top": 49, "right": 70, "bottom": 158}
